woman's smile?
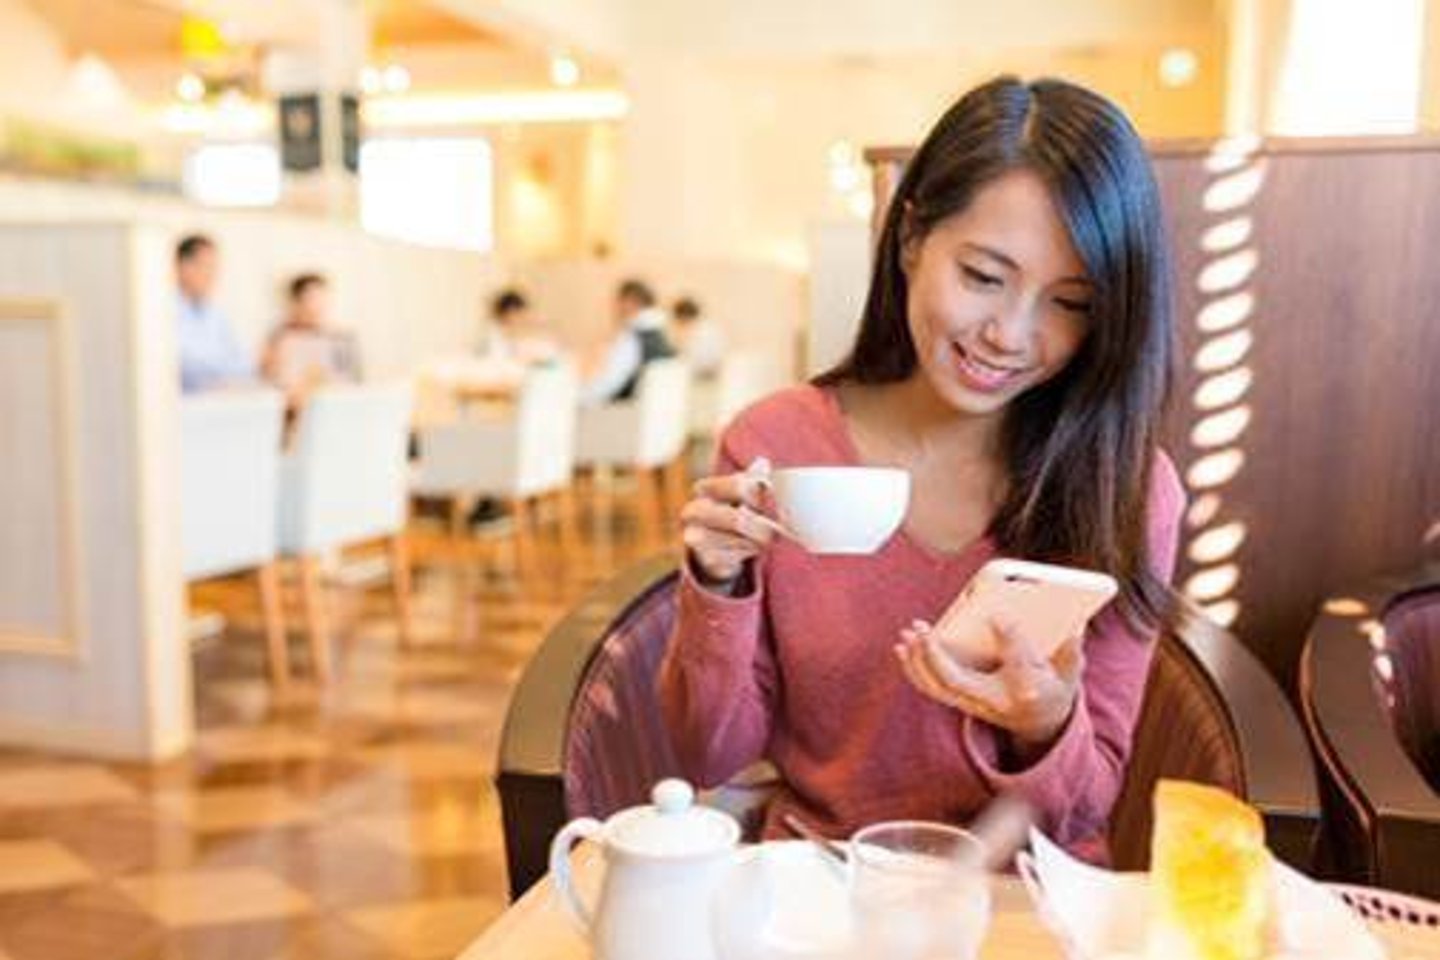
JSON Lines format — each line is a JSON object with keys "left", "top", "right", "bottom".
{"left": 949, "top": 339, "right": 1032, "bottom": 394}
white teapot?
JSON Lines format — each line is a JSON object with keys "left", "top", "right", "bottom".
{"left": 550, "top": 778, "right": 743, "bottom": 960}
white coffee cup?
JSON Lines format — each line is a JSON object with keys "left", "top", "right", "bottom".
{"left": 765, "top": 466, "right": 910, "bottom": 555}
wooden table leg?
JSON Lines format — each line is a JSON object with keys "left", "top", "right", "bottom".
{"left": 390, "top": 533, "right": 414, "bottom": 648}
{"left": 558, "top": 487, "right": 581, "bottom": 562}
{"left": 298, "top": 555, "right": 333, "bottom": 682}
{"left": 663, "top": 457, "right": 689, "bottom": 520}
{"left": 256, "top": 561, "right": 290, "bottom": 689}
{"left": 637, "top": 467, "right": 664, "bottom": 548}
{"left": 509, "top": 496, "right": 535, "bottom": 579}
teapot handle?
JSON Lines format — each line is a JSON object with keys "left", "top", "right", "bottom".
{"left": 549, "top": 817, "right": 603, "bottom": 933}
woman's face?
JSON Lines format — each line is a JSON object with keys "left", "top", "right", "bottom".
{"left": 903, "top": 169, "right": 1093, "bottom": 418}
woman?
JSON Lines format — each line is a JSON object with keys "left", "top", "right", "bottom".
{"left": 483, "top": 287, "right": 561, "bottom": 366}
{"left": 261, "top": 273, "right": 361, "bottom": 410}
{"left": 659, "top": 75, "right": 1184, "bottom": 862}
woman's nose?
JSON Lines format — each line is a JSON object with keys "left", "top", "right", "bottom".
{"left": 979, "top": 300, "right": 1036, "bottom": 355}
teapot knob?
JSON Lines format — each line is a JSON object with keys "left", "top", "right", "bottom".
{"left": 652, "top": 778, "right": 694, "bottom": 815}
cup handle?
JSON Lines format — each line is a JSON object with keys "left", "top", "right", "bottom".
{"left": 743, "top": 456, "right": 774, "bottom": 490}
{"left": 549, "top": 817, "right": 603, "bottom": 933}
{"left": 740, "top": 458, "right": 808, "bottom": 546}
{"left": 747, "top": 510, "right": 803, "bottom": 546}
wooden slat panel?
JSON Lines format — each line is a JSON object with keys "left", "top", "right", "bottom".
{"left": 1157, "top": 144, "right": 1440, "bottom": 682}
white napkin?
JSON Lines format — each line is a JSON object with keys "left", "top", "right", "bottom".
{"left": 1019, "top": 829, "right": 1386, "bottom": 960}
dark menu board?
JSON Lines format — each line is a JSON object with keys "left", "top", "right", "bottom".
{"left": 279, "top": 93, "right": 322, "bottom": 172}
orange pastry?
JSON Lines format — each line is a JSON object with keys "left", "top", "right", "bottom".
{"left": 1149, "top": 779, "right": 1273, "bottom": 960}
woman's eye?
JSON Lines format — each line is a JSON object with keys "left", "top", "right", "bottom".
{"left": 1054, "top": 297, "right": 1093, "bottom": 316}
{"left": 961, "top": 265, "right": 1001, "bottom": 287}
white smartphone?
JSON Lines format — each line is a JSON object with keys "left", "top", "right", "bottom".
{"left": 931, "top": 558, "right": 1119, "bottom": 666}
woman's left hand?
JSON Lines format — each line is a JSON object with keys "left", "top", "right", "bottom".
{"left": 895, "top": 618, "right": 1085, "bottom": 757}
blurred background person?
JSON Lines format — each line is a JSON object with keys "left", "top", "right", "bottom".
{"left": 176, "top": 233, "right": 254, "bottom": 393}
{"left": 482, "top": 287, "right": 561, "bottom": 366}
{"left": 670, "top": 295, "right": 726, "bottom": 377}
{"left": 580, "top": 277, "right": 675, "bottom": 406}
{"left": 260, "top": 272, "right": 361, "bottom": 410}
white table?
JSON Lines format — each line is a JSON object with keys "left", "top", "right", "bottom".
{"left": 457, "top": 848, "right": 1062, "bottom": 960}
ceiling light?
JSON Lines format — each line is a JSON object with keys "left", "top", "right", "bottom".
{"left": 382, "top": 64, "right": 411, "bottom": 94}
{"left": 1159, "top": 48, "right": 1198, "bottom": 88}
{"left": 550, "top": 54, "right": 580, "bottom": 88}
{"left": 360, "top": 66, "right": 382, "bottom": 96}
{"left": 66, "top": 54, "right": 128, "bottom": 108}
{"left": 176, "top": 72, "right": 205, "bottom": 103}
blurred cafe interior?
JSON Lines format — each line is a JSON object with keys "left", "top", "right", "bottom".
{"left": 0, "top": 1, "right": 1438, "bottom": 958}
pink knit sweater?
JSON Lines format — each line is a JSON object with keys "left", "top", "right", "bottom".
{"left": 658, "top": 385, "right": 1184, "bottom": 857}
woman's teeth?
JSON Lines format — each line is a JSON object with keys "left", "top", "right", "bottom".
{"left": 952, "top": 342, "right": 1025, "bottom": 391}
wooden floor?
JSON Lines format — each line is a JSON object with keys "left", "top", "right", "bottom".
{"left": 0, "top": 499, "right": 666, "bottom": 960}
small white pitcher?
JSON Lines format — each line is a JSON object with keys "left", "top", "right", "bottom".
{"left": 549, "top": 779, "right": 742, "bottom": 960}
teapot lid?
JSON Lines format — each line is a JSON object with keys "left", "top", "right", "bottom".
{"left": 605, "top": 779, "right": 740, "bottom": 858}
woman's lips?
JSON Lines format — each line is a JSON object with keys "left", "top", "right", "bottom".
{"left": 951, "top": 341, "right": 1029, "bottom": 393}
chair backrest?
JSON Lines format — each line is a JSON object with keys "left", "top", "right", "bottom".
{"left": 1381, "top": 589, "right": 1440, "bottom": 789}
{"left": 514, "top": 362, "right": 580, "bottom": 498}
{"left": 1108, "top": 630, "right": 1247, "bottom": 869}
{"left": 179, "top": 390, "right": 284, "bottom": 580}
{"left": 714, "top": 353, "right": 783, "bottom": 434}
{"left": 279, "top": 382, "right": 413, "bottom": 553}
{"left": 562, "top": 572, "right": 685, "bottom": 820}
{"left": 1303, "top": 569, "right": 1440, "bottom": 895}
{"left": 634, "top": 358, "right": 691, "bottom": 467}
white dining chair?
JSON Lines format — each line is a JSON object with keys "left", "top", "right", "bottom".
{"left": 413, "top": 362, "right": 581, "bottom": 568}
{"left": 714, "top": 353, "right": 784, "bottom": 434}
{"left": 575, "top": 358, "right": 691, "bottom": 544}
{"left": 689, "top": 352, "right": 785, "bottom": 440}
{"left": 277, "top": 382, "right": 414, "bottom": 680}
{"left": 179, "top": 389, "right": 289, "bottom": 687}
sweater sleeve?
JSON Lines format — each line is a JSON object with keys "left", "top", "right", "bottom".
{"left": 959, "top": 453, "right": 1186, "bottom": 850}
{"left": 656, "top": 432, "right": 780, "bottom": 789}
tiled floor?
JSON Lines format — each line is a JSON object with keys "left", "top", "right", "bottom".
{"left": 0, "top": 507, "right": 662, "bottom": 960}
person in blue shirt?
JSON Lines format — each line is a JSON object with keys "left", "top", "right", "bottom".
{"left": 176, "top": 234, "right": 255, "bottom": 393}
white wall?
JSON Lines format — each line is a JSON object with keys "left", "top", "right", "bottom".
{"left": 512, "top": 255, "right": 807, "bottom": 378}
{"left": 807, "top": 220, "right": 871, "bottom": 377}
{"left": 184, "top": 215, "right": 499, "bottom": 379}
{"left": 618, "top": 39, "right": 1225, "bottom": 265}
{"left": 431, "top": 0, "right": 629, "bottom": 58}
{"left": 0, "top": 177, "right": 501, "bottom": 379}
{"left": 624, "top": 0, "right": 1215, "bottom": 56}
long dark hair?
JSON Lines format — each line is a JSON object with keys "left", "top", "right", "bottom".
{"left": 820, "top": 76, "right": 1175, "bottom": 627}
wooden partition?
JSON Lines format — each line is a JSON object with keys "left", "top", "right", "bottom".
{"left": 0, "top": 226, "right": 191, "bottom": 760}
{"left": 864, "top": 137, "right": 1440, "bottom": 683}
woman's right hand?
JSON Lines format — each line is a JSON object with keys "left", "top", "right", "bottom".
{"left": 680, "top": 469, "right": 778, "bottom": 587}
